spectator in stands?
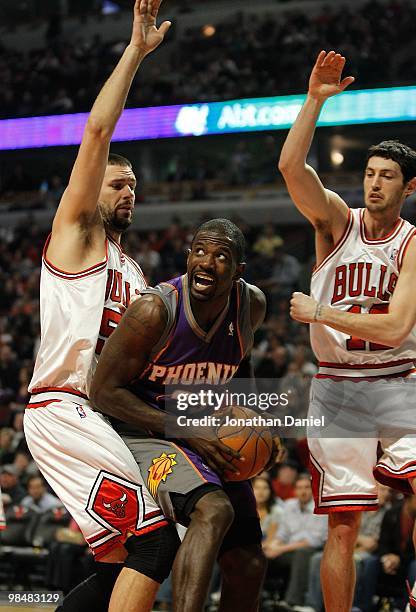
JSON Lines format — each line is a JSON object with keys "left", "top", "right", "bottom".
{"left": 1, "top": 0, "right": 416, "bottom": 122}
{"left": 15, "top": 366, "right": 31, "bottom": 405}
{"left": 271, "top": 462, "right": 298, "bottom": 501}
{"left": 253, "top": 475, "right": 283, "bottom": 551}
{"left": 253, "top": 223, "right": 284, "bottom": 259}
{"left": 258, "top": 243, "right": 301, "bottom": 308}
{"left": 21, "top": 475, "right": 61, "bottom": 513}
{"left": 370, "top": 494, "right": 416, "bottom": 610}
{"left": 0, "top": 427, "right": 16, "bottom": 463}
{"left": 1, "top": 164, "right": 34, "bottom": 196}
{"left": 264, "top": 473, "right": 327, "bottom": 609}
{"left": 230, "top": 141, "right": 253, "bottom": 185}
{"left": 255, "top": 330, "right": 290, "bottom": 383}
{"left": 0, "top": 344, "right": 20, "bottom": 395}
{"left": 39, "top": 174, "right": 65, "bottom": 209}
{"left": 12, "top": 449, "right": 38, "bottom": 485}
{"left": 0, "top": 464, "right": 26, "bottom": 507}
{"left": 135, "top": 239, "right": 162, "bottom": 283}
{"left": 10, "top": 410, "right": 25, "bottom": 451}
{"left": 278, "top": 362, "right": 316, "bottom": 433}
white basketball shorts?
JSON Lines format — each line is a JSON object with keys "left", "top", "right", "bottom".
{"left": 24, "top": 389, "right": 167, "bottom": 559}
{"left": 307, "top": 376, "right": 416, "bottom": 514}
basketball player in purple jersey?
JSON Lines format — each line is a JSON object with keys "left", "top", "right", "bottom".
{"left": 280, "top": 50, "right": 416, "bottom": 612}
{"left": 91, "top": 219, "right": 283, "bottom": 612}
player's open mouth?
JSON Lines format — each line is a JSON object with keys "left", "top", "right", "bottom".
{"left": 193, "top": 273, "right": 215, "bottom": 290}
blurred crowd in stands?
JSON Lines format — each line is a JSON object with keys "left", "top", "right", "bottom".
{"left": 0, "top": 137, "right": 280, "bottom": 210}
{"left": 0, "top": 215, "right": 415, "bottom": 610}
{"left": 0, "top": 0, "right": 415, "bottom": 119}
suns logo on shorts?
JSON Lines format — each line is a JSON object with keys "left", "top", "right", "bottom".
{"left": 147, "top": 452, "right": 177, "bottom": 498}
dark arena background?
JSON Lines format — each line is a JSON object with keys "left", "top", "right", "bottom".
{"left": 1, "top": 0, "right": 416, "bottom": 610}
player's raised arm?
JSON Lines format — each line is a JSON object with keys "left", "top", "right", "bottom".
{"left": 290, "top": 236, "right": 416, "bottom": 347}
{"left": 48, "top": 0, "right": 171, "bottom": 266}
{"left": 278, "top": 51, "right": 354, "bottom": 237}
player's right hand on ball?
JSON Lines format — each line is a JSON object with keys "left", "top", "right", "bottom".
{"left": 308, "top": 50, "right": 355, "bottom": 102}
{"left": 130, "top": 0, "right": 171, "bottom": 57}
{"left": 188, "top": 437, "right": 243, "bottom": 480}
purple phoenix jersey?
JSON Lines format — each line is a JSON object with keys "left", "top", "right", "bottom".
{"left": 128, "top": 274, "right": 254, "bottom": 412}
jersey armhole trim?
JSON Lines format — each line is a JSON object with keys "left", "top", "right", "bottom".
{"left": 312, "top": 208, "right": 353, "bottom": 276}
{"left": 398, "top": 228, "right": 416, "bottom": 271}
{"left": 42, "top": 234, "right": 108, "bottom": 279}
{"left": 236, "top": 281, "right": 244, "bottom": 359}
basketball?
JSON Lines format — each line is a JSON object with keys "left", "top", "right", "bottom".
{"left": 216, "top": 406, "right": 273, "bottom": 481}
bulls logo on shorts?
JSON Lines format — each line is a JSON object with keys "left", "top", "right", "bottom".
{"left": 87, "top": 470, "right": 145, "bottom": 535}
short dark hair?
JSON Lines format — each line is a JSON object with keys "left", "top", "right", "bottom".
{"left": 108, "top": 153, "right": 132, "bottom": 168}
{"left": 253, "top": 476, "right": 275, "bottom": 512}
{"left": 366, "top": 140, "right": 416, "bottom": 183}
{"left": 193, "top": 218, "right": 246, "bottom": 262}
{"left": 27, "top": 475, "right": 45, "bottom": 487}
{"left": 296, "top": 473, "right": 311, "bottom": 485}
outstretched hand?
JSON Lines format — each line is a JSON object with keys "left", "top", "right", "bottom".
{"left": 308, "top": 50, "right": 355, "bottom": 102}
{"left": 130, "top": 0, "right": 171, "bottom": 57}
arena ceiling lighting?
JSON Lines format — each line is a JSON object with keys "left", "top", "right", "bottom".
{"left": 0, "top": 86, "right": 415, "bottom": 150}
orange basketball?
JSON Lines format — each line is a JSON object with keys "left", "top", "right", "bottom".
{"left": 216, "top": 406, "right": 273, "bottom": 481}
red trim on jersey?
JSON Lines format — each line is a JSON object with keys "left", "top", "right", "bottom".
{"left": 309, "top": 452, "right": 378, "bottom": 514}
{"left": 318, "top": 358, "right": 413, "bottom": 369}
{"left": 374, "top": 466, "right": 415, "bottom": 495}
{"left": 144, "top": 509, "right": 165, "bottom": 520}
{"left": 360, "top": 209, "right": 404, "bottom": 244}
{"left": 30, "top": 386, "right": 88, "bottom": 398}
{"left": 315, "top": 370, "right": 414, "bottom": 381}
{"left": 86, "top": 529, "right": 111, "bottom": 545}
{"left": 43, "top": 261, "right": 107, "bottom": 280}
{"left": 398, "top": 228, "right": 416, "bottom": 270}
{"left": 314, "top": 503, "right": 378, "bottom": 515}
{"left": 124, "top": 253, "right": 147, "bottom": 287}
{"left": 309, "top": 452, "right": 324, "bottom": 508}
{"left": 42, "top": 234, "right": 108, "bottom": 279}
{"left": 26, "top": 399, "right": 62, "bottom": 409}
{"left": 376, "top": 459, "right": 416, "bottom": 474}
{"left": 312, "top": 209, "right": 353, "bottom": 275}
{"left": 107, "top": 235, "right": 125, "bottom": 264}
{"left": 322, "top": 493, "right": 378, "bottom": 501}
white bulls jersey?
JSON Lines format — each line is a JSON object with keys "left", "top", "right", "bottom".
{"left": 29, "top": 235, "right": 147, "bottom": 397}
{"left": 311, "top": 208, "right": 416, "bottom": 378}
